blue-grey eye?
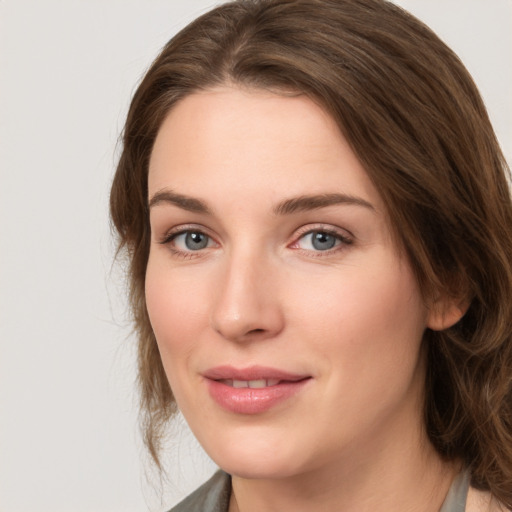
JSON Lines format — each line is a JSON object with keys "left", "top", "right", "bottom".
{"left": 184, "top": 231, "right": 209, "bottom": 250}
{"left": 171, "top": 231, "right": 212, "bottom": 251}
{"left": 296, "top": 230, "right": 343, "bottom": 251}
{"left": 311, "top": 231, "right": 337, "bottom": 250}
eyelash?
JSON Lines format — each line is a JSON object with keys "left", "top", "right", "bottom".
{"left": 158, "top": 224, "right": 353, "bottom": 259}
{"left": 289, "top": 225, "right": 353, "bottom": 256}
{"left": 158, "top": 225, "right": 217, "bottom": 259}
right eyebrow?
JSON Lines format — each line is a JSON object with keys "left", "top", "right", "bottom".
{"left": 148, "top": 189, "right": 211, "bottom": 214}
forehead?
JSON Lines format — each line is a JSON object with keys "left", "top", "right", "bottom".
{"left": 148, "top": 87, "right": 383, "bottom": 212}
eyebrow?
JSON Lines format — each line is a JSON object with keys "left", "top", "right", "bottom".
{"left": 148, "top": 189, "right": 375, "bottom": 215}
{"left": 274, "top": 193, "right": 375, "bottom": 215}
{"left": 148, "top": 190, "right": 211, "bottom": 214}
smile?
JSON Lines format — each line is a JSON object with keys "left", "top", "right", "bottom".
{"left": 219, "top": 379, "right": 281, "bottom": 388}
{"left": 203, "top": 366, "right": 312, "bottom": 415}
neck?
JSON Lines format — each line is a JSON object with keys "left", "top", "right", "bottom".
{"left": 229, "top": 407, "right": 460, "bottom": 512}
{"left": 230, "top": 446, "right": 458, "bottom": 512}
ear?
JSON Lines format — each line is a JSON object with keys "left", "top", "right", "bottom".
{"left": 426, "top": 295, "right": 469, "bottom": 331}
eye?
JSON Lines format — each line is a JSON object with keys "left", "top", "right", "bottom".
{"left": 293, "top": 229, "right": 352, "bottom": 252}
{"left": 169, "top": 230, "right": 214, "bottom": 251}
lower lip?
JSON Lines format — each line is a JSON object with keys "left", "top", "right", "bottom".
{"left": 206, "top": 379, "right": 310, "bottom": 415}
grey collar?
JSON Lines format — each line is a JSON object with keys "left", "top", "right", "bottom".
{"left": 440, "top": 470, "right": 470, "bottom": 512}
{"left": 170, "top": 469, "right": 470, "bottom": 512}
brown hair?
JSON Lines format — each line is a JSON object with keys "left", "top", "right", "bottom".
{"left": 110, "top": 0, "right": 512, "bottom": 504}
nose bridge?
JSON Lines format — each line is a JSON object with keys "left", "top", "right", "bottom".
{"left": 211, "top": 243, "right": 283, "bottom": 341}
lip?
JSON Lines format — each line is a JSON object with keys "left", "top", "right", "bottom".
{"left": 203, "top": 365, "right": 312, "bottom": 415}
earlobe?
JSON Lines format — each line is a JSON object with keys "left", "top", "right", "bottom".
{"left": 426, "top": 296, "right": 469, "bottom": 331}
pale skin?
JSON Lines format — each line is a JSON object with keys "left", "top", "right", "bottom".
{"left": 145, "top": 86, "right": 499, "bottom": 512}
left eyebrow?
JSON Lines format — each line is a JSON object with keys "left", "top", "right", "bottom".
{"left": 274, "top": 193, "right": 376, "bottom": 215}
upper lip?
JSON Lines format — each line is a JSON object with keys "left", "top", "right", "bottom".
{"left": 203, "top": 365, "right": 310, "bottom": 382}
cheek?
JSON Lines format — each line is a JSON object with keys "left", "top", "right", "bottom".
{"left": 145, "top": 260, "right": 213, "bottom": 416}
{"left": 292, "top": 262, "right": 427, "bottom": 437}
{"left": 145, "top": 258, "right": 209, "bottom": 361}
{"left": 293, "top": 261, "right": 423, "bottom": 327}
{"left": 284, "top": 258, "right": 427, "bottom": 379}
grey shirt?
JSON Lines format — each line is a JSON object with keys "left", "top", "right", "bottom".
{"left": 169, "top": 469, "right": 470, "bottom": 512}
{"left": 169, "top": 471, "right": 231, "bottom": 512}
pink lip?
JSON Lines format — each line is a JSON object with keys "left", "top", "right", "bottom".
{"left": 203, "top": 365, "right": 312, "bottom": 415}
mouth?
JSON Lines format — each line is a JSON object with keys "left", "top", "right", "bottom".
{"left": 203, "top": 366, "right": 312, "bottom": 414}
{"left": 215, "top": 376, "right": 311, "bottom": 388}
{"left": 203, "top": 365, "right": 310, "bottom": 382}
{"left": 217, "top": 378, "right": 282, "bottom": 388}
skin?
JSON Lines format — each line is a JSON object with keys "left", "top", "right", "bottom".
{"left": 146, "top": 87, "right": 468, "bottom": 511}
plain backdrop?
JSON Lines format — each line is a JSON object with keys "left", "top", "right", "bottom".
{"left": 0, "top": 1, "right": 510, "bottom": 511}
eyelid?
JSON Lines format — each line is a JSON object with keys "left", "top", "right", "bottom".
{"left": 292, "top": 223, "right": 354, "bottom": 240}
{"left": 158, "top": 223, "right": 216, "bottom": 245}
{"left": 157, "top": 225, "right": 220, "bottom": 261}
{"left": 156, "top": 222, "right": 353, "bottom": 257}
{"left": 289, "top": 224, "right": 354, "bottom": 252}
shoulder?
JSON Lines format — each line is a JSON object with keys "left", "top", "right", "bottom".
{"left": 466, "top": 487, "right": 511, "bottom": 512}
{"left": 168, "top": 470, "right": 231, "bottom": 512}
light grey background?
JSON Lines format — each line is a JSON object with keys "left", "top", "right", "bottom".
{"left": 0, "top": 1, "right": 510, "bottom": 511}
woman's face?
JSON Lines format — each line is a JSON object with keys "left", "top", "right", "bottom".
{"left": 146, "top": 87, "right": 437, "bottom": 479}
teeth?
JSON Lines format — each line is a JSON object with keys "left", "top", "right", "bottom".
{"left": 227, "top": 379, "right": 280, "bottom": 388}
{"left": 248, "top": 379, "right": 266, "bottom": 389}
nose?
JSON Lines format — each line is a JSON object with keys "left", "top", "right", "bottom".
{"left": 210, "top": 250, "right": 284, "bottom": 343}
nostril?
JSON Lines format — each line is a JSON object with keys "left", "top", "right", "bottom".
{"left": 248, "top": 328, "right": 265, "bottom": 334}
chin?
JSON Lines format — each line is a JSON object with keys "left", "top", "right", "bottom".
{"left": 200, "top": 427, "right": 312, "bottom": 480}
{"left": 218, "top": 456, "right": 303, "bottom": 480}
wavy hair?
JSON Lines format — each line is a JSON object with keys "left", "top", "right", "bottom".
{"left": 110, "top": 0, "right": 512, "bottom": 504}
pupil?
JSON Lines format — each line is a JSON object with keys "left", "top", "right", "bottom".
{"left": 185, "top": 232, "right": 208, "bottom": 250}
{"left": 312, "top": 232, "right": 336, "bottom": 250}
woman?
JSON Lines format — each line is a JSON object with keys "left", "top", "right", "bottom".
{"left": 110, "top": 0, "right": 512, "bottom": 510}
